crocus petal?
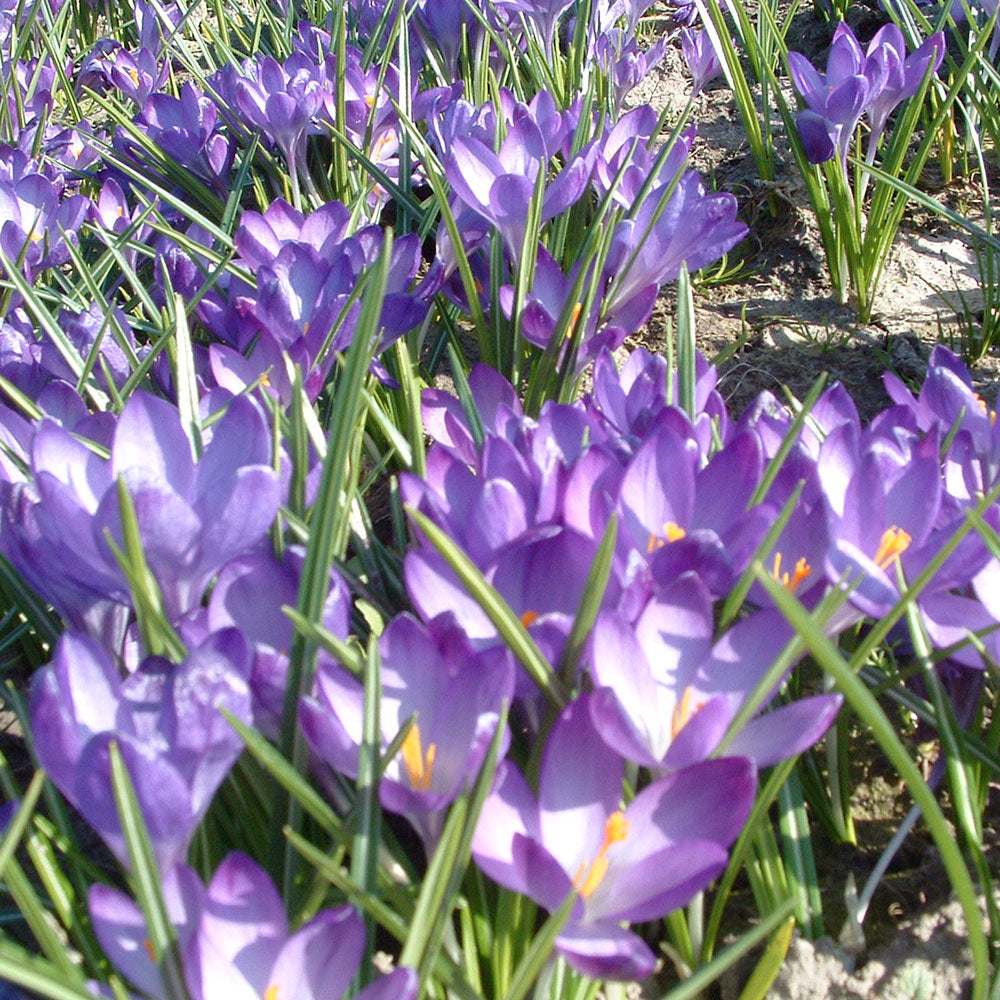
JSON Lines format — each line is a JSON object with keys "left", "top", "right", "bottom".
{"left": 472, "top": 761, "right": 545, "bottom": 899}
{"left": 187, "top": 852, "right": 287, "bottom": 1000}
{"left": 554, "top": 922, "right": 657, "bottom": 981}
{"left": 113, "top": 393, "right": 194, "bottom": 497}
{"left": 796, "top": 110, "right": 835, "bottom": 164}
{"left": 587, "top": 839, "right": 730, "bottom": 924}
{"left": 659, "top": 693, "right": 732, "bottom": 771}
{"left": 89, "top": 885, "right": 167, "bottom": 1000}
{"left": 265, "top": 907, "right": 363, "bottom": 1000}
{"left": 724, "top": 695, "right": 842, "bottom": 767}
{"left": 354, "top": 968, "right": 420, "bottom": 1000}
{"left": 539, "top": 698, "right": 623, "bottom": 878}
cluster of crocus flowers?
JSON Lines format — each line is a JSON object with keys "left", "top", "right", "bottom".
{"left": 0, "top": 390, "right": 282, "bottom": 652}
{"left": 31, "top": 629, "right": 254, "bottom": 872}
{"left": 788, "top": 21, "right": 944, "bottom": 166}
{"left": 6, "top": 0, "right": 1000, "bottom": 994}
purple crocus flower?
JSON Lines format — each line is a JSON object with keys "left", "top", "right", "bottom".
{"left": 131, "top": 82, "right": 235, "bottom": 191}
{"left": 133, "top": 0, "right": 181, "bottom": 55}
{"left": 863, "top": 25, "right": 944, "bottom": 146}
{"left": 0, "top": 391, "right": 282, "bottom": 648}
{"left": 89, "top": 852, "right": 419, "bottom": 1000}
{"left": 497, "top": 245, "right": 629, "bottom": 372}
{"left": 496, "top": 0, "right": 575, "bottom": 55}
{"left": 612, "top": 422, "right": 769, "bottom": 600}
{"left": 472, "top": 696, "right": 755, "bottom": 979}
{"left": 588, "top": 582, "right": 842, "bottom": 772}
{"left": 444, "top": 115, "right": 592, "bottom": 258}
{"left": 31, "top": 628, "right": 253, "bottom": 871}
{"left": 0, "top": 172, "right": 88, "bottom": 282}
{"left": 301, "top": 613, "right": 514, "bottom": 846}
{"left": 593, "top": 30, "right": 669, "bottom": 112}
{"left": 817, "top": 419, "right": 992, "bottom": 663}
{"left": 680, "top": 28, "right": 723, "bottom": 95}
{"left": 196, "top": 548, "right": 352, "bottom": 735}
{"left": 234, "top": 53, "right": 325, "bottom": 191}
{"left": 602, "top": 146, "right": 747, "bottom": 321}
{"left": 108, "top": 47, "right": 169, "bottom": 107}
{"left": 789, "top": 23, "right": 873, "bottom": 166}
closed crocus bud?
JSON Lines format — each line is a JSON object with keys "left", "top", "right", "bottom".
{"left": 680, "top": 28, "right": 722, "bottom": 95}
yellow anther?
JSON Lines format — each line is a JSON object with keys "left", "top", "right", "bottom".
{"left": 364, "top": 93, "right": 375, "bottom": 107}
{"left": 128, "top": 67, "right": 139, "bottom": 86}
{"left": 143, "top": 938, "right": 156, "bottom": 962}
{"left": 647, "top": 521, "right": 686, "bottom": 554}
{"left": 873, "top": 526, "right": 911, "bottom": 570}
{"left": 664, "top": 521, "right": 686, "bottom": 542}
{"left": 520, "top": 610, "right": 539, "bottom": 628}
{"left": 670, "top": 685, "right": 704, "bottom": 741}
{"left": 771, "top": 553, "right": 812, "bottom": 594}
{"left": 573, "top": 811, "right": 630, "bottom": 900}
{"left": 259, "top": 372, "right": 271, "bottom": 388}
{"left": 401, "top": 723, "right": 436, "bottom": 792}
{"left": 264, "top": 987, "right": 279, "bottom": 1000}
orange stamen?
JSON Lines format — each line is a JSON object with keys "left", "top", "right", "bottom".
{"left": 520, "top": 610, "right": 539, "bottom": 628}
{"left": 566, "top": 301, "right": 583, "bottom": 339}
{"left": 771, "top": 553, "right": 812, "bottom": 593}
{"left": 670, "top": 685, "right": 705, "bottom": 741}
{"left": 647, "top": 521, "right": 686, "bottom": 554}
{"left": 573, "top": 811, "right": 629, "bottom": 900}
{"left": 400, "top": 723, "right": 436, "bottom": 792}
{"left": 873, "top": 526, "right": 911, "bottom": 570}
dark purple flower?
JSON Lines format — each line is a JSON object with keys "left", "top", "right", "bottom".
{"left": 863, "top": 25, "right": 944, "bottom": 146}
{"left": 131, "top": 82, "right": 235, "bottom": 190}
{"left": 234, "top": 53, "right": 325, "bottom": 181}
{"left": 789, "top": 23, "right": 873, "bottom": 166}
{"left": 109, "top": 47, "right": 169, "bottom": 107}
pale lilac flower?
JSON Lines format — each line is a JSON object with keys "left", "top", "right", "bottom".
{"left": 472, "top": 697, "right": 754, "bottom": 979}
{"left": 31, "top": 629, "right": 253, "bottom": 871}
{"left": 89, "top": 852, "right": 419, "bottom": 1000}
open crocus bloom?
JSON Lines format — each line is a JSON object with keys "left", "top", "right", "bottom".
{"left": 300, "top": 613, "right": 513, "bottom": 846}
{"left": 472, "top": 696, "right": 755, "bottom": 979}
{"left": 588, "top": 580, "right": 842, "bottom": 773}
